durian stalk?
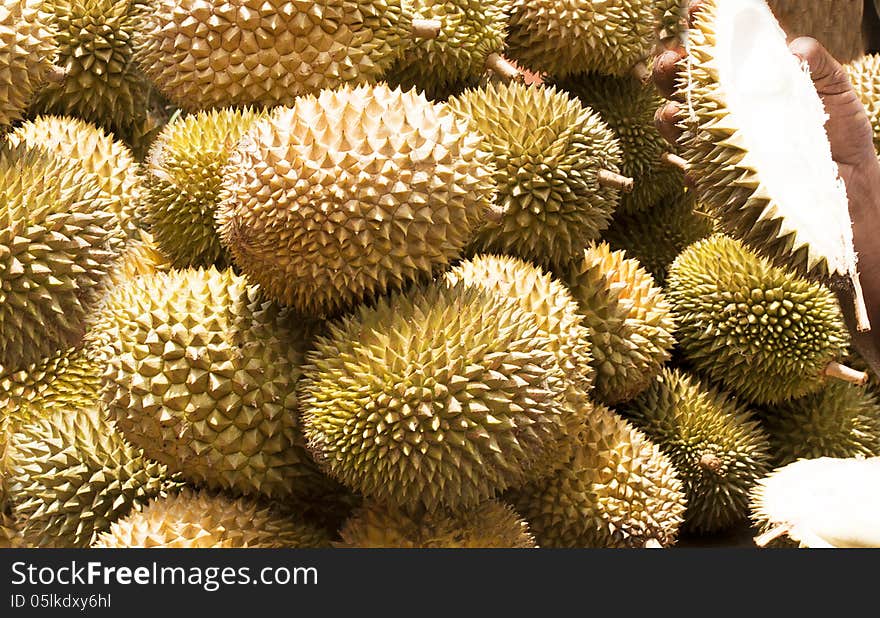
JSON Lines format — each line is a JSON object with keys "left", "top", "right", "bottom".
{"left": 754, "top": 523, "right": 791, "bottom": 548}
{"left": 851, "top": 274, "right": 871, "bottom": 332}
{"left": 631, "top": 61, "right": 651, "bottom": 83}
{"left": 46, "top": 66, "right": 68, "bottom": 83}
{"left": 485, "top": 53, "right": 522, "bottom": 81}
{"left": 699, "top": 453, "right": 723, "bottom": 473}
{"left": 411, "top": 18, "right": 442, "bottom": 39}
{"left": 597, "top": 170, "right": 634, "bottom": 193}
{"left": 823, "top": 361, "right": 869, "bottom": 386}
{"left": 660, "top": 152, "right": 689, "bottom": 172}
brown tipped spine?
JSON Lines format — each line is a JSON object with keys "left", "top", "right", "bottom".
{"left": 411, "top": 18, "right": 442, "bottom": 39}
{"left": 823, "top": 361, "right": 868, "bottom": 386}
{"left": 597, "top": 170, "right": 634, "bottom": 193}
{"left": 485, "top": 53, "right": 523, "bottom": 81}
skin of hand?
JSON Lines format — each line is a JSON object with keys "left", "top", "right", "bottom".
{"left": 652, "top": 0, "right": 880, "bottom": 347}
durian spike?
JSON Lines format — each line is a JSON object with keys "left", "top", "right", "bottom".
{"left": 699, "top": 453, "right": 723, "bottom": 473}
{"left": 660, "top": 152, "right": 689, "bottom": 172}
{"left": 485, "top": 53, "right": 522, "bottom": 81}
{"left": 823, "top": 361, "right": 869, "bottom": 386}
{"left": 644, "top": 539, "right": 663, "bottom": 549}
{"left": 46, "top": 66, "right": 68, "bottom": 84}
{"left": 631, "top": 61, "right": 651, "bottom": 83}
{"left": 411, "top": 18, "right": 442, "bottom": 39}
{"left": 597, "top": 170, "right": 634, "bottom": 193}
{"left": 754, "top": 523, "right": 792, "bottom": 548}
{"left": 851, "top": 273, "right": 872, "bottom": 332}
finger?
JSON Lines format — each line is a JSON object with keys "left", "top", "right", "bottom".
{"left": 788, "top": 36, "right": 851, "bottom": 96}
{"left": 652, "top": 47, "right": 685, "bottom": 99}
{"left": 654, "top": 101, "right": 684, "bottom": 144}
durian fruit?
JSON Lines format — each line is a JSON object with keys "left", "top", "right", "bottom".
{"left": 5, "top": 407, "right": 173, "bottom": 547}
{"left": 506, "top": 0, "right": 656, "bottom": 78}
{"left": 678, "top": 0, "right": 870, "bottom": 329}
{"left": 98, "top": 268, "right": 327, "bottom": 500}
{"left": 143, "top": 108, "right": 265, "bottom": 268}
{"left": 218, "top": 84, "right": 495, "bottom": 316}
{"left": 106, "top": 229, "right": 173, "bottom": 287}
{"left": 655, "top": 0, "right": 684, "bottom": 42}
{"left": 133, "top": 0, "right": 441, "bottom": 111}
{"left": 9, "top": 115, "right": 142, "bottom": 238}
{"left": 385, "top": 0, "right": 512, "bottom": 100}
{"left": 0, "top": 512, "right": 19, "bottom": 548}
{"left": 751, "top": 457, "right": 880, "bottom": 548}
{"left": 447, "top": 82, "right": 628, "bottom": 268}
{"left": 564, "top": 243, "right": 675, "bottom": 405}
{"left": 667, "top": 235, "right": 858, "bottom": 405}
{"left": 508, "top": 403, "right": 686, "bottom": 548}
{"left": 300, "top": 281, "right": 574, "bottom": 512}
{"left": 603, "top": 189, "right": 715, "bottom": 284}
{"left": 93, "top": 488, "right": 331, "bottom": 548}
{"left": 30, "top": 0, "right": 160, "bottom": 152}
{"left": 559, "top": 73, "right": 684, "bottom": 213}
{"left": 761, "top": 382, "right": 880, "bottom": 466}
{"left": 767, "top": 0, "right": 864, "bottom": 64}
{"left": 0, "top": 0, "right": 59, "bottom": 128}
{"left": 845, "top": 54, "right": 880, "bottom": 152}
{"left": 0, "top": 143, "right": 124, "bottom": 373}
{"left": 337, "top": 500, "right": 536, "bottom": 548}
{"left": 622, "top": 369, "right": 772, "bottom": 534}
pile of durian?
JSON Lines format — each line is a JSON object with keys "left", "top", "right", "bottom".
{"left": 1, "top": 0, "right": 878, "bottom": 550}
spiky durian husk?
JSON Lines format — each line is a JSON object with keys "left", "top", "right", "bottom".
{"left": 98, "top": 268, "right": 327, "bottom": 500}
{"left": 678, "top": 0, "right": 858, "bottom": 284}
{"left": 506, "top": 0, "right": 655, "bottom": 78}
{"left": 603, "top": 189, "right": 715, "bottom": 284}
{"left": 621, "top": 368, "right": 772, "bottom": 534}
{"left": 448, "top": 82, "right": 623, "bottom": 268}
{"left": 10, "top": 115, "right": 142, "bottom": 238}
{"left": 106, "top": 229, "right": 172, "bottom": 287}
{"left": 337, "top": 500, "right": 536, "bottom": 548}
{"left": 0, "top": 143, "right": 124, "bottom": 373}
{"left": 508, "top": 403, "right": 685, "bottom": 548}
{"left": 0, "top": 0, "right": 58, "bottom": 128}
{"left": 385, "top": 0, "right": 507, "bottom": 100}
{"left": 143, "top": 108, "right": 265, "bottom": 268}
{"left": 0, "top": 511, "right": 19, "bottom": 548}
{"left": 667, "top": 235, "right": 850, "bottom": 405}
{"left": 761, "top": 382, "right": 880, "bottom": 466}
{"left": 655, "top": 0, "right": 684, "bottom": 41}
{"left": 218, "top": 84, "right": 495, "bottom": 316}
{"left": 93, "top": 489, "right": 331, "bottom": 548}
{"left": 559, "top": 73, "right": 684, "bottom": 213}
{"left": 750, "top": 457, "right": 880, "bottom": 548}
{"left": 565, "top": 243, "right": 675, "bottom": 405}
{"left": 134, "top": 0, "right": 413, "bottom": 111}
{"left": 445, "top": 254, "right": 594, "bottom": 402}
{"left": 767, "top": 0, "right": 864, "bottom": 64}
{"left": 300, "top": 282, "right": 574, "bottom": 512}
{"left": 845, "top": 54, "right": 880, "bottom": 152}
{"left": 5, "top": 407, "right": 173, "bottom": 547}
{"left": 30, "top": 0, "right": 160, "bottom": 151}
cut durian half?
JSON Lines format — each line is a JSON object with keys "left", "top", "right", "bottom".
{"left": 751, "top": 457, "right": 880, "bottom": 548}
{"left": 681, "top": 0, "right": 869, "bottom": 331}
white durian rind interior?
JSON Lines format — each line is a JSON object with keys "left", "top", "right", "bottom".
{"left": 713, "top": 0, "right": 856, "bottom": 277}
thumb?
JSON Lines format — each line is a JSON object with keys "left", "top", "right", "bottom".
{"left": 789, "top": 37, "right": 851, "bottom": 96}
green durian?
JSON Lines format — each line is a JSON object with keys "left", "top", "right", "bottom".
{"left": 97, "top": 268, "right": 327, "bottom": 500}
{"left": 385, "top": 0, "right": 510, "bottom": 100}
{"left": 93, "top": 488, "right": 331, "bottom": 548}
{"left": 5, "top": 407, "right": 174, "bottom": 547}
{"left": 761, "top": 382, "right": 880, "bottom": 466}
{"left": 448, "top": 81, "right": 627, "bottom": 268}
{"left": 565, "top": 243, "right": 675, "bottom": 405}
{"left": 508, "top": 403, "right": 686, "bottom": 548}
{"left": 678, "top": 0, "right": 869, "bottom": 328}
{"left": 143, "top": 107, "right": 265, "bottom": 268}
{"left": 603, "top": 189, "right": 715, "bottom": 284}
{"left": 559, "top": 72, "right": 685, "bottom": 213}
{"left": 218, "top": 83, "right": 495, "bottom": 316}
{"left": 0, "top": 0, "right": 59, "bottom": 128}
{"left": 9, "top": 115, "right": 142, "bottom": 238}
{"left": 845, "top": 54, "right": 880, "bottom": 152}
{"left": 0, "top": 142, "right": 123, "bottom": 373}
{"left": 506, "top": 0, "right": 656, "bottom": 78}
{"left": 300, "top": 281, "right": 574, "bottom": 512}
{"left": 337, "top": 500, "right": 536, "bottom": 548}
{"left": 667, "top": 234, "right": 856, "bottom": 405}
{"left": 621, "top": 368, "right": 772, "bottom": 534}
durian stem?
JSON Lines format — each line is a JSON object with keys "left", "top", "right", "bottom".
{"left": 411, "top": 19, "right": 442, "bottom": 39}
{"left": 754, "top": 524, "right": 791, "bottom": 547}
{"left": 699, "top": 453, "right": 722, "bottom": 473}
{"left": 47, "top": 65, "right": 68, "bottom": 83}
{"left": 660, "top": 152, "right": 689, "bottom": 172}
{"left": 485, "top": 53, "right": 522, "bottom": 81}
{"left": 597, "top": 170, "right": 634, "bottom": 193}
{"left": 484, "top": 202, "right": 506, "bottom": 223}
{"left": 851, "top": 273, "right": 872, "bottom": 332}
{"left": 644, "top": 539, "right": 663, "bottom": 549}
{"left": 823, "top": 361, "right": 869, "bottom": 386}
{"left": 631, "top": 61, "right": 651, "bottom": 83}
